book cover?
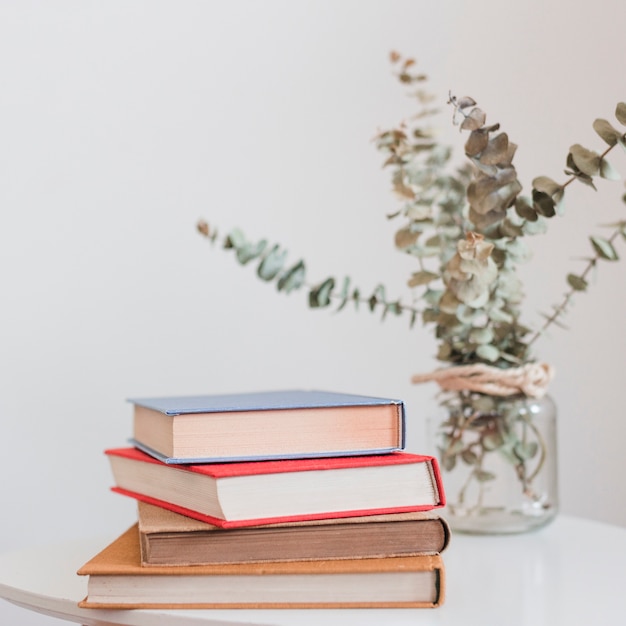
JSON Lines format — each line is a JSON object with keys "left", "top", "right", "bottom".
{"left": 129, "top": 389, "right": 406, "bottom": 463}
{"left": 106, "top": 447, "right": 446, "bottom": 528}
{"left": 77, "top": 525, "right": 445, "bottom": 609}
{"left": 137, "top": 501, "right": 451, "bottom": 565}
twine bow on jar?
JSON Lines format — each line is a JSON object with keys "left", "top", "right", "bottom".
{"left": 411, "top": 362, "right": 555, "bottom": 398}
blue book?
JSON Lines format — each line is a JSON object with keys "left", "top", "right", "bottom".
{"left": 128, "top": 389, "right": 406, "bottom": 464}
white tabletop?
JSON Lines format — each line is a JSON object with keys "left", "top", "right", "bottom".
{"left": 1, "top": 515, "right": 624, "bottom": 626}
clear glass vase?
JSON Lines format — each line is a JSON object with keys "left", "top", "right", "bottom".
{"left": 430, "top": 391, "right": 558, "bottom": 534}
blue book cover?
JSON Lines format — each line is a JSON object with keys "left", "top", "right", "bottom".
{"left": 128, "top": 389, "right": 406, "bottom": 464}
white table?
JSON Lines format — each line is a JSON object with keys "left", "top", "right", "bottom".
{"left": 1, "top": 515, "right": 624, "bottom": 625}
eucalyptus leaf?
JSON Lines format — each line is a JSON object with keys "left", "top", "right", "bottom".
{"left": 461, "top": 449, "right": 479, "bottom": 465}
{"left": 474, "top": 469, "right": 496, "bottom": 482}
{"left": 567, "top": 273, "right": 588, "bottom": 291}
{"left": 593, "top": 118, "right": 622, "bottom": 146}
{"left": 472, "top": 394, "right": 496, "bottom": 412}
{"left": 395, "top": 226, "right": 420, "bottom": 249}
{"left": 309, "top": 277, "right": 335, "bottom": 308}
{"left": 487, "top": 307, "right": 514, "bottom": 323}
{"left": 257, "top": 245, "right": 287, "bottom": 280}
{"left": 224, "top": 228, "right": 246, "bottom": 249}
{"left": 532, "top": 190, "right": 556, "bottom": 218}
{"left": 532, "top": 176, "right": 562, "bottom": 196}
{"left": 600, "top": 158, "right": 621, "bottom": 181}
{"left": 469, "top": 326, "right": 494, "bottom": 344}
{"left": 569, "top": 144, "right": 601, "bottom": 177}
{"left": 236, "top": 239, "right": 267, "bottom": 264}
{"left": 385, "top": 300, "right": 402, "bottom": 316}
{"left": 522, "top": 215, "right": 548, "bottom": 235}
{"left": 368, "top": 284, "right": 386, "bottom": 312}
{"left": 448, "top": 439, "right": 465, "bottom": 455}
{"left": 461, "top": 107, "right": 487, "bottom": 131}
{"left": 455, "top": 96, "right": 477, "bottom": 110}
{"left": 553, "top": 188, "right": 566, "bottom": 216}
{"left": 476, "top": 343, "right": 500, "bottom": 362}
{"left": 514, "top": 196, "right": 538, "bottom": 221}
{"left": 616, "top": 102, "right": 626, "bottom": 126}
{"left": 482, "top": 430, "right": 505, "bottom": 451}
{"left": 479, "top": 133, "right": 510, "bottom": 166}
{"left": 335, "top": 276, "right": 351, "bottom": 311}
{"left": 498, "top": 218, "right": 524, "bottom": 238}
{"left": 408, "top": 270, "right": 439, "bottom": 287}
{"left": 442, "top": 453, "right": 457, "bottom": 472}
{"left": 276, "top": 260, "right": 306, "bottom": 293}
{"left": 423, "top": 288, "right": 443, "bottom": 306}
{"left": 590, "top": 236, "right": 619, "bottom": 260}
{"left": 465, "top": 129, "right": 489, "bottom": 156}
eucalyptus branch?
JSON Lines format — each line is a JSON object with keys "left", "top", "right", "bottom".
{"left": 198, "top": 53, "right": 626, "bottom": 374}
{"left": 196, "top": 220, "right": 422, "bottom": 325}
{"left": 527, "top": 220, "right": 626, "bottom": 347}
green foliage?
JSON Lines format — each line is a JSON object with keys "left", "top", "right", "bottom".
{"left": 436, "top": 392, "right": 548, "bottom": 507}
{"left": 197, "top": 52, "right": 626, "bottom": 370}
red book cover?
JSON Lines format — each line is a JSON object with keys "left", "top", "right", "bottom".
{"left": 106, "top": 447, "right": 446, "bottom": 529}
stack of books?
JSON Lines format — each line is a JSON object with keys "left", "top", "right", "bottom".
{"left": 77, "top": 389, "right": 449, "bottom": 609}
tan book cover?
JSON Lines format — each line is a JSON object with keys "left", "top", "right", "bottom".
{"left": 77, "top": 525, "right": 445, "bottom": 609}
{"left": 137, "top": 502, "right": 451, "bottom": 566}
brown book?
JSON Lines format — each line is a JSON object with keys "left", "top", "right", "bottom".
{"left": 77, "top": 525, "right": 445, "bottom": 609}
{"left": 137, "top": 502, "right": 451, "bottom": 566}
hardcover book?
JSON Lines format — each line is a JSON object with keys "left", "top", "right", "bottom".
{"left": 137, "top": 501, "right": 451, "bottom": 566}
{"left": 129, "top": 389, "right": 405, "bottom": 463}
{"left": 77, "top": 525, "right": 446, "bottom": 609}
{"left": 106, "top": 447, "right": 445, "bottom": 528}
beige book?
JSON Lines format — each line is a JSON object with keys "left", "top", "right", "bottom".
{"left": 129, "top": 389, "right": 405, "bottom": 463}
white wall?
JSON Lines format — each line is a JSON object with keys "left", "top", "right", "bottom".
{"left": 2, "top": 0, "right": 626, "bottom": 623}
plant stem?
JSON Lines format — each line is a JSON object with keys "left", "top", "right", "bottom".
{"left": 527, "top": 223, "right": 624, "bottom": 347}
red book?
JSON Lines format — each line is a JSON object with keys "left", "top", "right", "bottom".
{"left": 106, "top": 447, "right": 445, "bottom": 528}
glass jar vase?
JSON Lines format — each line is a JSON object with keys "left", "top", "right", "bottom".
{"left": 431, "top": 391, "right": 558, "bottom": 534}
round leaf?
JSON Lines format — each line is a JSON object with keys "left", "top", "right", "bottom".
{"left": 461, "top": 107, "right": 487, "bottom": 131}
{"left": 257, "top": 245, "right": 287, "bottom": 280}
{"left": 476, "top": 344, "right": 500, "bottom": 362}
{"left": 276, "top": 260, "right": 306, "bottom": 293}
{"left": 469, "top": 327, "right": 494, "bottom": 344}
{"left": 567, "top": 273, "right": 588, "bottom": 291}
{"left": 474, "top": 469, "right": 496, "bottom": 482}
{"left": 532, "top": 190, "right": 556, "bottom": 218}
{"left": 224, "top": 228, "right": 246, "bottom": 249}
{"left": 236, "top": 239, "right": 267, "bottom": 265}
{"left": 569, "top": 144, "right": 601, "bottom": 177}
{"left": 395, "top": 226, "right": 420, "bottom": 249}
{"left": 479, "top": 132, "right": 510, "bottom": 166}
{"left": 593, "top": 118, "right": 622, "bottom": 146}
{"left": 532, "top": 176, "right": 562, "bottom": 196}
{"left": 309, "top": 277, "right": 335, "bottom": 308}
{"left": 600, "top": 158, "right": 621, "bottom": 181}
{"left": 408, "top": 270, "right": 439, "bottom": 287}
{"left": 465, "top": 129, "right": 489, "bottom": 156}
{"left": 515, "top": 196, "right": 538, "bottom": 221}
